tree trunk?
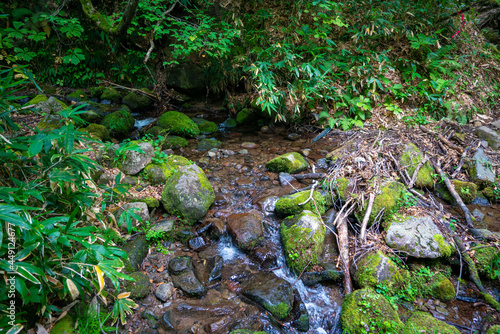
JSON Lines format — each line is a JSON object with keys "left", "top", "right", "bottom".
{"left": 79, "top": 0, "right": 140, "bottom": 36}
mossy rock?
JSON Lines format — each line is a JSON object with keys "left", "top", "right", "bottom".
{"left": 197, "top": 138, "right": 222, "bottom": 151}
{"left": 473, "top": 246, "right": 499, "bottom": 279}
{"left": 236, "top": 108, "right": 254, "bottom": 124}
{"left": 134, "top": 196, "right": 160, "bottom": 208}
{"left": 399, "top": 143, "right": 434, "bottom": 188}
{"left": 38, "top": 115, "right": 64, "bottom": 131}
{"left": 428, "top": 272, "right": 455, "bottom": 302}
{"left": 144, "top": 155, "right": 192, "bottom": 185}
{"left": 436, "top": 180, "right": 477, "bottom": 204}
{"left": 101, "top": 109, "right": 135, "bottom": 137}
{"left": 157, "top": 111, "right": 200, "bottom": 138}
{"left": 340, "top": 289, "right": 403, "bottom": 334}
{"left": 162, "top": 135, "right": 188, "bottom": 149}
{"left": 23, "top": 94, "right": 48, "bottom": 107}
{"left": 230, "top": 331, "right": 268, "bottom": 334}
{"left": 100, "top": 87, "right": 122, "bottom": 101}
{"left": 352, "top": 251, "right": 407, "bottom": 290}
{"left": 275, "top": 190, "right": 327, "bottom": 217}
{"left": 67, "top": 89, "right": 87, "bottom": 102}
{"left": 51, "top": 315, "right": 75, "bottom": 334}
{"left": 89, "top": 86, "right": 105, "bottom": 98}
{"left": 331, "top": 177, "right": 353, "bottom": 201}
{"left": 482, "top": 187, "right": 496, "bottom": 202}
{"left": 266, "top": 152, "right": 309, "bottom": 174}
{"left": 220, "top": 118, "right": 237, "bottom": 128}
{"left": 124, "top": 272, "right": 150, "bottom": 299}
{"left": 82, "top": 123, "right": 110, "bottom": 141}
{"left": 359, "top": 181, "right": 406, "bottom": 226}
{"left": 192, "top": 118, "right": 218, "bottom": 134}
{"left": 401, "top": 311, "right": 460, "bottom": 334}
{"left": 123, "top": 88, "right": 154, "bottom": 111}
{"left": 281, "top": 210, "right": 326, "bottom": 273}
{"left": 486, "top": 325, "right": 500, "bottom": 334}
{"left": 145, "top": 125, "right": 164, "bottom": 137}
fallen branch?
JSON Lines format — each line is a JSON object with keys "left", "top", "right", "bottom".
{"left": 335, "top": 202, "right": 356, "bottom": 295}
{"left": 432, "top": 159, "right": 474, "bottom": 228}
{"left": 299, "top": 181, "right": 318, "bottom": 206}
{"left": 292, "top": 260, "right": 312, "bottom": 287}
{"left": 359, "top": 192, "right": 375, "bottom": 242}
{"left": 450, "top": 147, "right": 471, "bottom": 179}
{"left": 101, "top": 80, "right": 158, "bottom": 100}
{"left": 294, "top": 173, "right": 325, "bottom": 181}
{"left": 419, "top": 125, "right": 463, "bottom": 154}
{"left": 408, "top": 156, "right": 429, "bottom": 189}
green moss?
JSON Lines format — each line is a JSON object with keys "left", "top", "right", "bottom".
{"left": 23, "top": 94, "right": 48, "bottom": 107}
{"left": 482, "top": 187, "right": 495, "bottom": 201}
{"left": 162, "top": 136, "right": 189, "bottom": 149}
{"left": 353, "top": 251, "right": 405, "bottom": 290}
{"left": 359, "top": 181, "right": 406, "bottom": 226}
{"left": 157, "top": 111, "right": 200, "bottom": 138}
{"left": 236, "top": 108, "right": 254, "bottom": 124}
{"left": 197, "top": 138, "right": 222, "bottom": 151}
{"left": 125, "top": 272, "right": 150, "bottom": 299}
{"left": 82, "top": 123, "right": 110, "bottom": 141}
{"left": 192, "top": 118, "right": 218, "bottom": 134}
{"left": 263, "top": 301, "right": 292, "bottom": 319}
{"left": 453, "top": 180, "right": 477, "bottom": 204}
{"left": 334, "top": 177, "right": 350, "bottom": 201}
{"left": 474, "top": 246, "right": 498, "bottom": 279}
{"left": 230, "top": 331, "right": 268, "bottom": 334}
{"left": 134, "top": 196, "right": 160, "bottom": 208}
{"left": 266, "top": 152, "right": 309, "bottom": 174}
{"left": 51, "top": 315, "right": 74, "bottom": 334}
{"left": 402, "top": 311, "right": 460, "bottom": 334}
{"left": 123, "top": 88, "right": 153, "bottom": 110}
{"left": 433, "top": 234, "right": 453, "bottom": 257}
{"left": 486, "top": 325, "right": 500, "bottom": 334}
{"left": 89, "top": 86, "right": 105, "bottom": 98}
{"left": 67, "top": 89, "right": 87, "bottom": 100}
{"left": 101, "top": 109, "right": 135, "bottom": 137}
{"left": 144, "top": 155, "right": 191, "bottom": 185}
{"left": 145, "top": 125, "right": 164, "bottom": 137}
{"left": 100, "top": 87, "right": 122, "bottom": 101}
{"left": 281, "top": 211, "right": 325, "bottom": 273}
{"left": 341, "top": 289, "right": 403, "bottom": 334}
{"left": 429, "top": 273, "right": 455, "bottom": 302}
{"left": 399, "top": 143, "right": 434, "bottom": 188}
{"left": 275, "top": 191, "right": 327, "bottom": 217}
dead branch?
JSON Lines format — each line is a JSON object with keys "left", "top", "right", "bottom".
{"left": 359, "top": 192, "right": 375, "bottom": 242}
{"left": 294, "top": 173, "right": 326, "bottom": 180}
{"left": 408, "top": 156, "right": 429, "bottom": 189}
{"left": 419, "top": 125, "right": 463, "bottom": 154}
{"left": 450, "top": 146, "right": 471, "bottom": 178}
{"left": 336, "top": 202, "right": 356, "bottom": 295}
{"left": 101, "top": 80, "right": 158, "bottom": 99}
{"left": 299, "top": 181, "right": 318, "bottom": 206}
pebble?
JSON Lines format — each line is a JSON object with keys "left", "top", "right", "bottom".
{"left": 155, "top": 282, "right": 175, "bottom": 302}
{"left": 238, "top": 149, "right": 248, "bottom": 155}
{"left": 261, "top": 126, "right": 272, "bottom": 134}
{"left": 241, "top": 142, "right": 259, "bottom": 149}
{"left": 198, "top": 157, "right": 210, "bottom": 166}
{"left": 207, "top": 151, "right": 217, "bottom": 158}
{"left": 436, "top": 307, "right": 449, "bottom": 316}
{"left": 287, "top": 133, "right": 301, "bottom": 141}
{"left": 302, "top": 149, "right": 310, "bottom": 157}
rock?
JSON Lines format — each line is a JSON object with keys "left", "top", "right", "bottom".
{"left": 486, "top": 325, "right": 500, "bottom": 334}
{"left": 67, "top": 89, "right": 87, "bottom": 102}
{"left": 475, "top": 126, "right": 500, "bottom": 150}
{"left": 124, "top": 272, "right": 151, "bottom": 299}
{"left": 275, "top": 190, "right": 327, "bottom": 217}
{"left": 385, "top": 215, "right": 454, "bottom": 258}
{"left": 399, "top": 143, "right": 434, "bottom": 188}
{"left": 435, "top": 179, "right": 477, "bottom": 204}
{"left": 165, "top": 62, "right": 205, "bottom": 92}
{"left": 168, "top": 256, "right": 206, "bottom": 297}
{"left": 316, "top": 158, "right": 329, "bottom": 170}
{"left": 468, "top": 228, "right": 500, "bottom": 241}
{"left": 473, "top": 245, "right": 499, "bottom": 279}
{"left": 117, "top": 202, "right": 150, "bottom": 231}
{"left": 341, "top": 289, "right": 403, "bottom": 334}
{"left": 236, "top": 108, "right": 254, "bottom": 124}
{"left": 135, "top": 196, "right": 160, "bottom": 208}
{"left": 123, "top": 89, "right": 153, "bottom": 111}
{"left": 333, "top": 177, "right": 355, "bottom": 201}
{"left": 192, "top": 118, "right": 218, "bottom": 134}
{"left": 472, "top": 208, "right": 485, "bottom": 222}
{"left": 38, "top": 114, "right": 64, "bottom": 131}
{"left": 161, "top": 135, "right": 189, "bottom": 149}
{"left": 428, "top": 273, "right": 455, "bottom": 302}
{"left": 206, "top": 255, "right": 223, "bottom": 283}
{"left": 189, "top": 236, "right": 207, "bottom": 251}
{"left": 291, "top": 291, "right": 309, "bottom": 332}
{"left": 197, "top": 138, "right": 222, "bottom": 151}
{"left": 351, "top": 251, "right": 407, "bottom": 290}
{"left": 472, "top": 193, "right": 490, "bottom": 205}
{"left": 240, "top": 272, "right": 294, "bottom": 320}
{"left": 470, "top": 148, "right": 495, "bottom": 186}
{"left": 101, "top": 108, "right": 135, "bottom": 137}
{"left": 157, "top": 111, "right": 200, "bottom": 138}
{"left": 238, "top": 149, "right": 248, "bottom": 155}
{"left": 51, "top": 315, "right": 74, "bottom": 334}
{"left": 219, "top": 118, "right": 237, "bottom": 128}
{"left": 24, "top": 94, "right": 48, "bottom": 107}
{"left": 155, "top": 282, "right": 175, "bottom": 302}
{"left": 82, "top": 123, "right": 110, "bottom": 141}
{"left": 402, "top": 311, "right": 460, "bottom": 334}
{"left": 31, "top": 96, "right": 68, "bottom": 113}
{"left": 266, "top": 152, "right": 309, "bottom": 174}
{"left": 161, "top": 164, "right": 215, "bottom": 224}
{"left": 119, "top": 142, "right": 154, "bottom": 175}
{"left": 121, "top": 235, "right": 149, "bottom": 273}
{"left": 144, "top": 155, "right": 192, "bottom": 185}
{"left": 100, "top": 87, "right": 121, "bottom": 101}
{"left": 278, "top": 172, "right": 295, "bottom": 187}
{"left": 301, "top": 263, "right": 343, "bottom": 286}
{"left": 227, "top": 212, "right": 264, "bottom": 252}
{"left": 358, "top": 181, "right": 406, "bottom": 226}
{"left": 281, "top": 210, "right": 326, "bottom": 273}
{"left": 89, "top": 86, "right": 104, "bottom": 98}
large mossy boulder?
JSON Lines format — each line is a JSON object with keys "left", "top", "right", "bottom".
{"left": 227, "top": 212, "right": 264, "bottom": 252}
{"left": 161, "top": 164, "right": 214, "bottom": 224}
{"left": 385, "top": 215, "right": 454, "bottom": 258}
{"left": 351, "top": 251, "right": 407, "bottom": 290}
{"left": 51, "top": 315, "right": 75, "bottom": 334}
{"left": 428, "top": 272, "right": 455, "bottom": 302}
{"left": 23, "top": 94, "right": 48, "bottom": 107}
{"left": 236, "top": 108, "right": 254, "bottom": 124}
{"left": 144, "top": 155, "right": 192, "bottom": 185}
{"left": 266, "top": 152, "right": 309, "bottom": 174}
{"left": 123, "top": 89, "right": 154, "bottom": 111}
{"left": 436, "top": 179, "right": 477, "bottom": 204}
{"left": 192, "top": 118, "right": 218, "bottom": 134}
{"left": 101, "top": 108, "right": 135, "bottom": 137}
{"left": 157, "top": 111, "right": 200, "bottom": 138}
{"left": 399, "top": 143, "right": 434, "bottom": 188}
{"left": 82, "top": 123, "right": 110, "bottom": 141}
{"left": 281, "top": 210, "right": 326, "bottom": 273}
{"left": 100, "top": 87, "right": 121, "bottom": 101}
{"left": 162, "top": 135, "right": 189, "bottom": 149}
{"left": 341, "top": 289, "right": 403, "bottom": 334}
{"left": 401, "top": 311, "right": 460, "bottom": 334}
{"left": 240, "top": 272, "right": 294, "bottom": 320}
{"left": 36, "top": 96, "right": 68, "bottom": 113}
{"left": 124, "top": 272, "right": 151, "bottom": 299}
{"left": 119, "top": 142, "right": 154, "bottom": 175}
{"left": 358, "top": 181, "right": 406, "bottom": 226}
{"left": 275, "top": 190, "right": 327, "bottom": 217}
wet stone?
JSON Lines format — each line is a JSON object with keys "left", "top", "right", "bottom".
{"left": 287, "top": 133, "right": 301, "bottom": 141}
{"left": 189, "top": 237, "right": 207, "bottom": 251}
{"left": 241, "top": 142, "right": 259, "bottom": 149}
{"left": 155, "top": 282, "right": 175, "bottom": 302}
{"left": 316, "top": 158, "right": 329, "bottom": 170}
{"left": 279, "top": 172, "right": 295, "bottom": 187}
{"left": 168, "top": 256, "right": 191, "bottom": 275}
{"left": 236, "top": 178, "right": 253, "bottom": 186}
{"left": 301, "top": 263, "right": 344, "bottom": 286}
{"left": 436, "top": 306, "right": 449, "bottom": 316}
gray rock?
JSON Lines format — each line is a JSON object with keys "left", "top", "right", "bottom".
{"left": 37, "top": 97, "right": 65, "bottom": 114}
{"left": 475, "top": 126, "right": 500, "bottom": 150}
{"left": 470, "top": 148, "right": 495, "bottom": 185}
{"left": 471, "top": 208, "right": 485, "bottom": 222}
{"left": 151, "top": 220, "right": 174, "bottom": 234}
{"left": 189, "top": 236, "right": 206, "bottom": 251}
{"left": 155, "top": 282, "right": 175, "bottom": 302}
{"left": 168, "top": 256, "right": 206, "bottom": 298}
{"left": 117, "top": 202, "right": 150, "bottom": 231}
{"left": 119, "top": 142, "right": 154, "bottom": 175}
{"left": 165, "top": 62, "right": 205, "bottom": 92}
{"left": 316, "top": 158, "right": 329, "bottom": 170}
{"left": 468, "top": 228, "right": 500, "bottom": 241}
{"left": 491, "top": 119, "right": 500, "bottom": 130}
{"left": 279, "top": 172, "right": 295, "bottom": 187}
{"left": 351, "top": 251, "right": 406, "bottom": 289}
{"left": 385, "top": 215, "right": 454, "bottom": 258}
{"left": 226, "top": 212, "right": 264, "bottom": 252}
{"left": 121, "top": 235, "right": 149, "bottom": 272}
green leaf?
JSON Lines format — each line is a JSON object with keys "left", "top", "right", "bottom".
{"left": 28, "top": 139, "right": 43, "bottom": 157}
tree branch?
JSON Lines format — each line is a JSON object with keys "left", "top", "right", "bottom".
{"left": 79, "top": 0, "right": 140, "bottom": 36}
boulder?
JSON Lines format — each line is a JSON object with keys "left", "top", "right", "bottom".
{"left": 399, "top": 143, "right": 434, "bottom": 188}
{"left": 226, "top": 212, "right": 264, "bottom": 252}
{"left": 144, "top": 154, "right": 192, "bottom": 185}
{"left": 358, "top": 181, "right": 406, "bottom": 226}
{"left": 82, "top": 123, "right": 110, "bottom": 141}
{"left": 192, "top": 118, "right": 218, "bottom": 134}
{"left": 161, "top": 164, "right": 215, "bottom": 224}
{"left": 100, "top": 87, "right": 121, "bottom": 101}
{"left": 275, "top": 190, "right": 327, "bottom": 217}
{"left": 51, "top": 315, "right": 75, "bottom": 334}
{"left": 101, "top": 108, "right": 135, "bottom": 137}
{"left": 23, "top": 94, "right": 48, "bottom": 107}
{"left": 119, "top": 142, "right": 154, "bottom": 175}
{"left": 428, "top": 273, "right": 455, "bottom": 302}
{"left": 281, "top": 210, "right": 326, "bottom": 273}
{"left": 37, "top": 96, "right": 68, "bottom": 113}
{"left": 161, "top": 135, "right": 189, "bottom": 149}
{"left": 470, "top": 148, "right": 495, "bottom": 186}
{"left": 124, "top": 272, "right": 151, "bottom": 299}
{"left": 341, "top": 289, "right": 403, "bottom": 334}
{"left": 266, "top": 152, "right": 309, "bottom": 174}
{"left": 473, "top": 245, "right": 499, "bottom": 279}
{"left": 236, "top": 108, "right": 254, "bottom": 124}
{"left": 401, "top": 311, "right": 460, "bottom": 334}
{"left": 475, "top": 126, "right": 500, "bottom": 150}
{"left": 89, "top": 86, "right": 105, "bottom": 98}
{"left": 436, "top": 179, "right": 477, "bottom": 204}
{"left": 197, "top": 138, "right": 222, "bottom": 151}
{"left": 117, "top": 202, "right": 150, "bottom": 231}
{"left": 165, "top": 62, "right": 205, "bottom": 93}
{"left": 219, "top": 118, "right": 237, "bottom": 128}
{"left": 351, "top": 251, "right": 407, "bottom": 290}
{"left": 67, "top": 89, "right": 87, "bottom": 102}
{"left": 168, "top": 256, "right": 206, "bottom": 297}
{"left": 240, "top": 272, "right": 294, "bottom": 320}
{"left": 121, "top": 235, "right": 149, "bottom": 273}
{"left": 157, "top": 111, "right": 200, "bottom": 138}
{"left": 123, "top": 89, "right": 154, "bottom": 111}
{"left": 385, "top": 215, "right": 454, "bottom": 258}
{"left": 38, "top": 114, "right": 64, "bottom": 131}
